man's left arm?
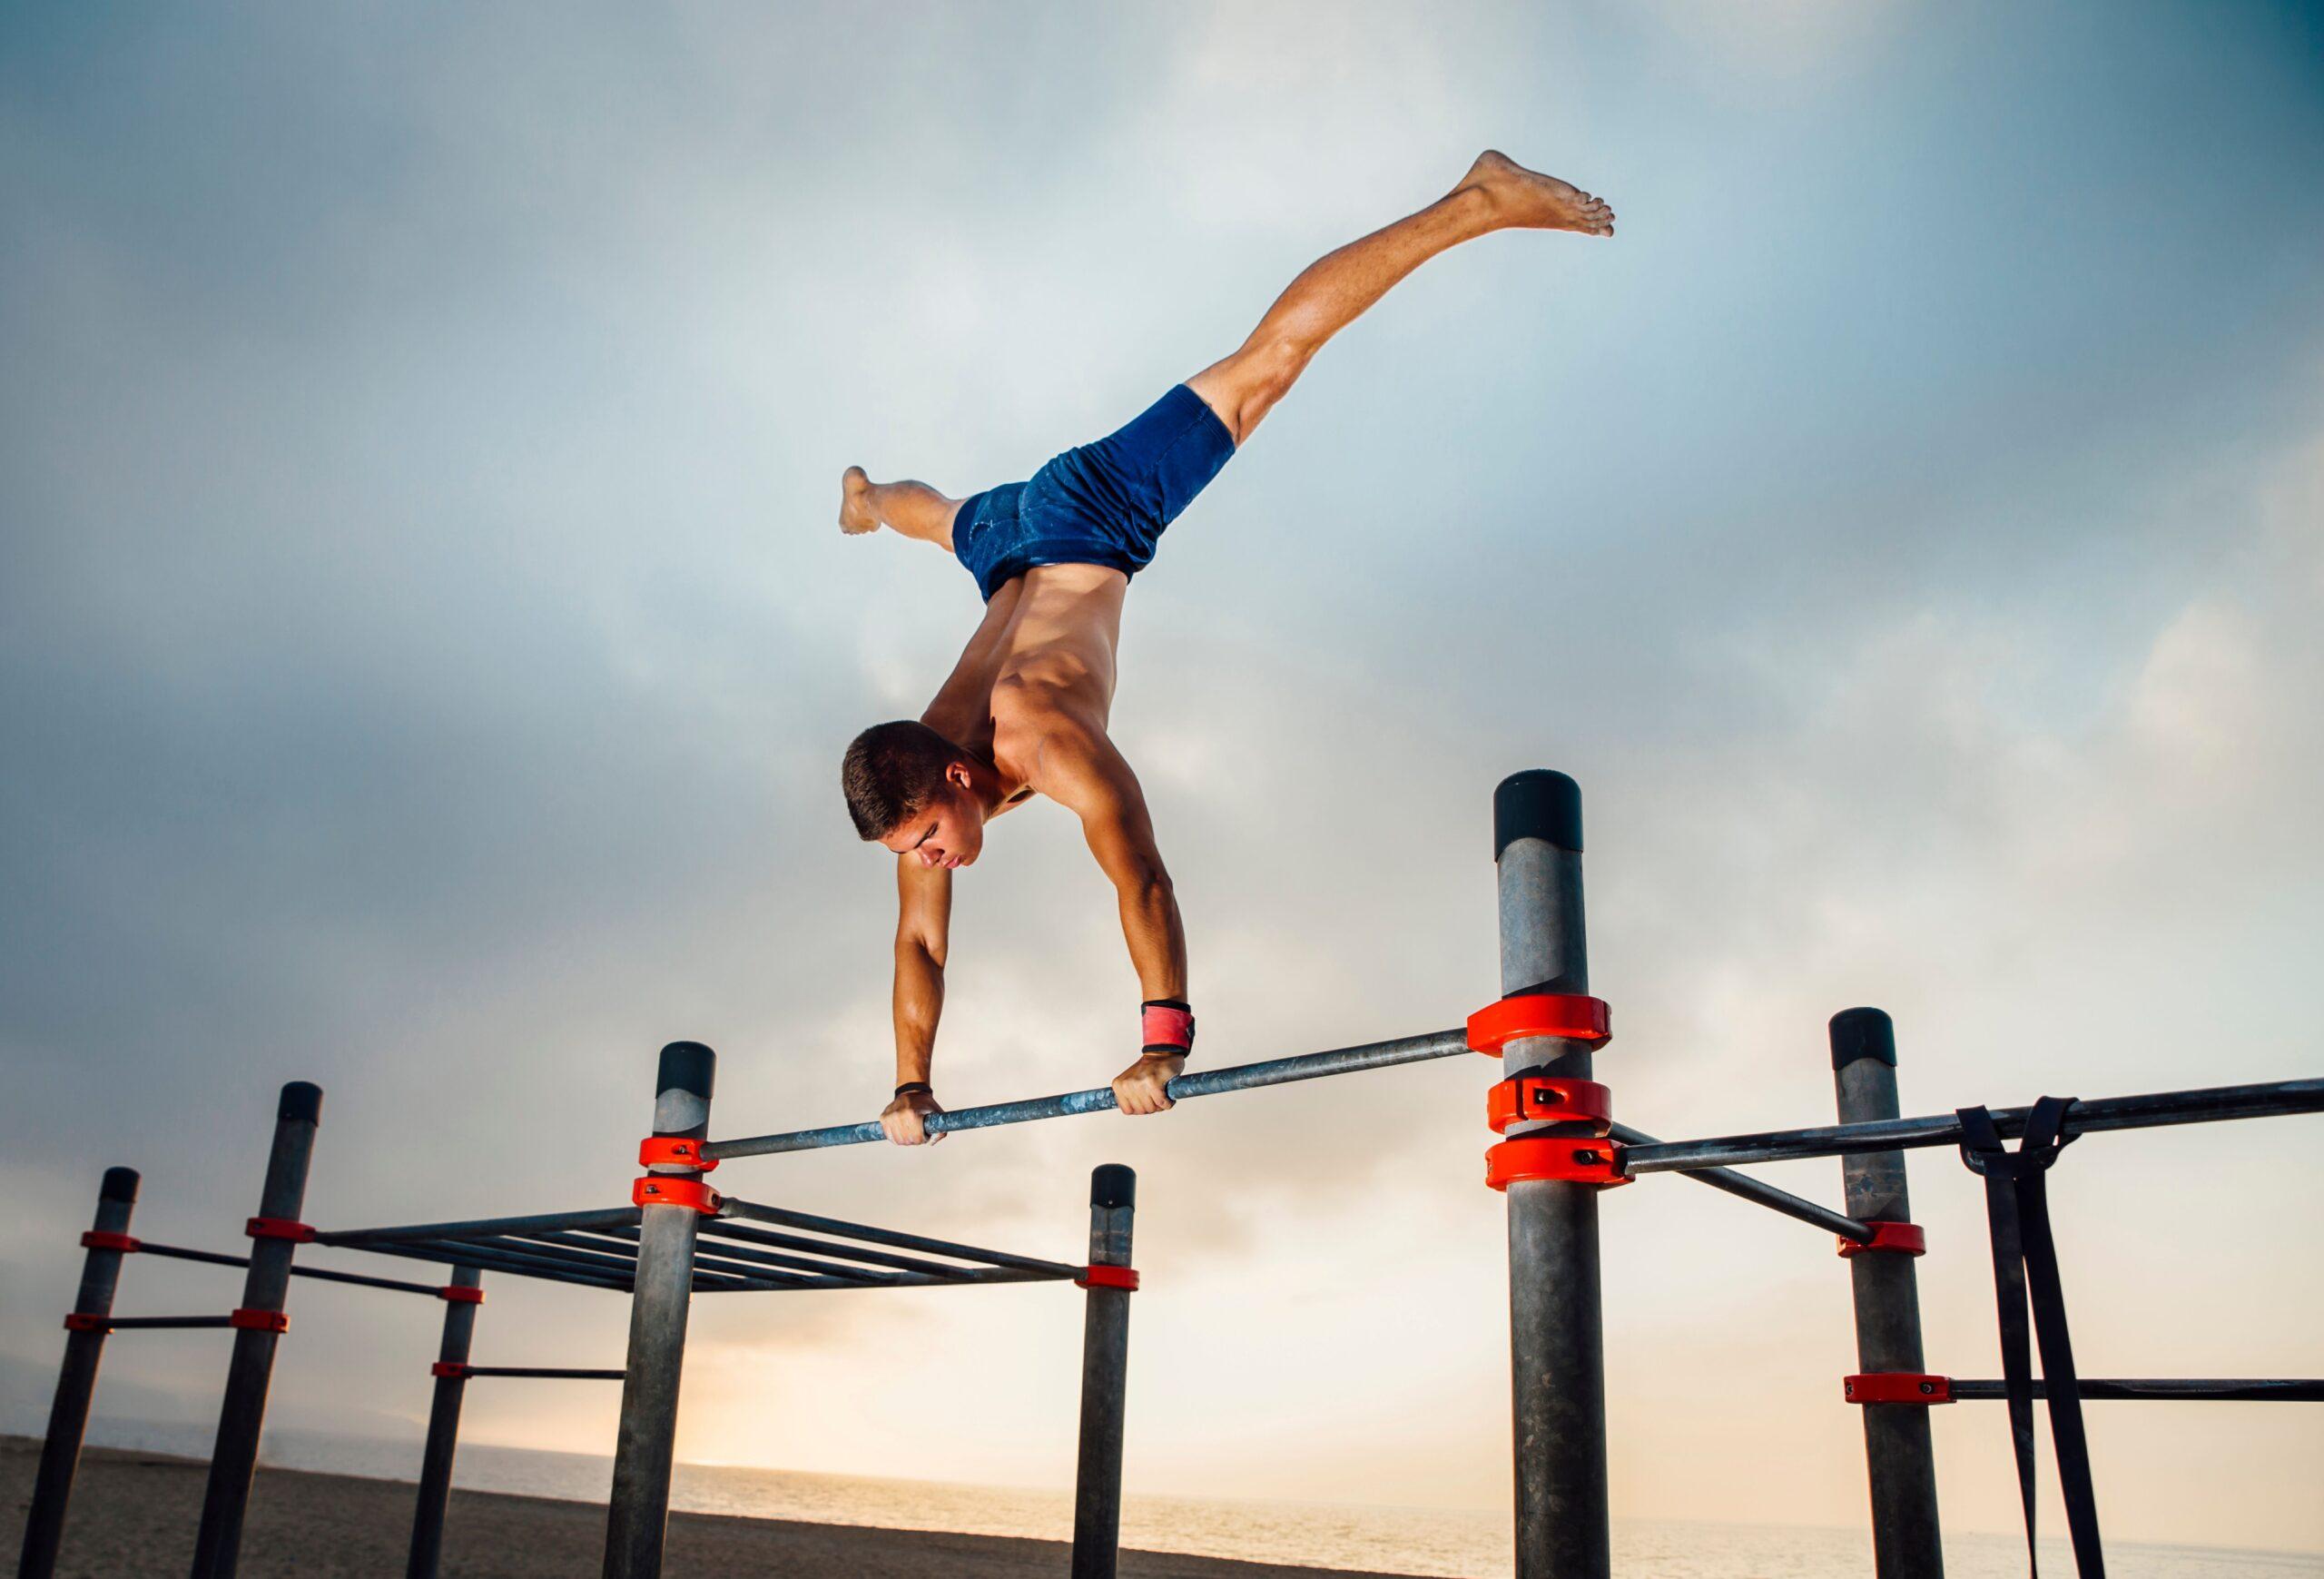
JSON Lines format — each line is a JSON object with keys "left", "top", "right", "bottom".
{"left": 1036, "top": 728, "right": 1191, "bottom": 1114}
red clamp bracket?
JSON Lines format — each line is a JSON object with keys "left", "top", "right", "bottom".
{"left": 638, "top": 1137, "right": 718, "bottom": 1172}
{"left": 632, "top": 1176, "right": 722, "bottom": 1214}
{"left": 1467, "top": 992, "right": 1611, "bottom": 1056}
{"left": 1485, "top": 1135, "right": 1630, "bottom": 1191}
{"left": 1488, "top": 1075, "right": 1613, "bottom": 1135}
{"left": 1844, "top": 1373, "right": 1952, "bottom": 1405}
{"left": 1076, "top": 1266, "right": 1140, "bottom": 1291}
{"left": 229, "top": 1308, "right": 290, "bottom": 1334}
{"left": 82, "top": 1230, "right": 143, "bottom": 1253}
{"left": 437, "top": 1284, "right": 486, "bottom": 1305}
{"left": 1837, "top": 1221, "right": 1926, "bottom": 1258}
{"left": 63, "top": 1312, "right": 113, "bottom": 1333}
{"left": 430, "top": 1361, "right": 473, "bottom": 1379}
{"left": 246, "top": 1217, "right": 317, "bottom": 1244}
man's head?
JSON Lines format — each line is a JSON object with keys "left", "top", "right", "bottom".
{"left": 842, "top": 720, "right": 988, "bottom": 868}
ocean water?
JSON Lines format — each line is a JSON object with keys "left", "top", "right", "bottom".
{"left": 79, "top": 1420, "right": 2324, "bottom": 1578}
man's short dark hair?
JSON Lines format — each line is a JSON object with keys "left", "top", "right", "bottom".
{"left": 842, "top": 721, "right": 960, "bottom": 841}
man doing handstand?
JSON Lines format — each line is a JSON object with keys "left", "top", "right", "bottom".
{"left": 838, "top": 152, "right": 1613, "bottom": 1145}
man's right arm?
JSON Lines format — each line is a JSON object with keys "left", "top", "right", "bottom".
{"left": 882, "top": 854, "right": 951, "bottom": 1146}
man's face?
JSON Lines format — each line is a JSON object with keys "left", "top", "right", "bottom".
{"left": 881, "top": 771, "right": 984, "bottom": 869}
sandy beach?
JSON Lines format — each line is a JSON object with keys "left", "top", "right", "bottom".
{"left": 4, "top": 1436, "right": 1422, "bottom": 1578}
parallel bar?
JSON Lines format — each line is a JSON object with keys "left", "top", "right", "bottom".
{"left": 703, "top": 1028, "right": 1472, "bottom": 1160}
{"left": 192, "top": 1081, "right": 321, "bottom": 1579}
{"left": 136, "top": 1241, "right": 447, "bottom": 1297}
{"left": 351, "top": 1240, "right": 632, "bottom": 1292}
{"left": 318, "top": 1208, "right": 643, "bottom": 1248}
{"left": 407, "top": 1265, "right": 480, "bottom": 1579}
{"left": 717, "top": 1197, "right": 1083, "bottom": 1279}
{"left": 1949, "top": 1379, "right": 2324, "bottom": 1402}
{"left": 1071, "top": 1166, "right": 1137, "bottom": 1579}
{"left": 400, "top": 1239, "right": 641, "bottom": 1289}
{"left": 18, "top": 1165, "right": 139, "bottom": 1579}
{"left": 88, "top": 1316, "right": 237, "bottom": 1330}
{"left": 696, "top": 1218, "right": 993, "bottom": 1279}
{"left": 1603, "top": 1124, "right": 1870, "bottom": 1240}
{"left": 1831, "top": 1010, "right": 1944, "bottom": 1579}
{"left": 460, "top": 1366, "right": 628, "bottom": 1380}
{"left": 1621, "top": 1078, "right": 2324, "bottom": 1174}
{"left": 626, "top": 1224, "right": 910, "bottom": 1285}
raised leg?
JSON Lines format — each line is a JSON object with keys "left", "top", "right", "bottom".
{"left": 1187, "top": 150, "right": 1613, "bottom": 444}
{"left": 839, "top": 467, "right": 960, "bottom": 549}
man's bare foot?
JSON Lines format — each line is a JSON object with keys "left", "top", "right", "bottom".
{"left": 1460, "top": 150, "right": 1615, "bottom": 237}
{"left": 839, "top": 466, "right": 879, "bottom": 535}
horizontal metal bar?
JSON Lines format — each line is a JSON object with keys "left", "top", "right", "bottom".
{"left": 695, "top": 1219, "right": 1006, "bottom": 1279}
{"left": 1621, "top": 1077, "right": 2324, "bottom": 1174}
{"left": 136, "top": 1239, "right": 449, "bottom": 1297}
{"left": 688, "top": 1266, "right": 1068, "bottom": 1293}
{"left": 459, "top": 1366, "right": 627, "bottom": 1381}
{"left": 716, "top": 1196, "right": 1083, "bottom": 1279}
{"left": 133, "top": 1242, "right": 252, "bottom": 1272}
{"left": 589, "top": 1226, "right": 899, "bottom": 1288}
{"left": 362, "top": 1239, "right": 633, "bottom": 1292}
{"left": 704, "top": 1026, "right": 1473, "bottom": 1160}
{"left": 316, "top": 1207, "right": 643, "bottom": 1248}
{"left": 1950, "top": 1379, "right": 2324, "bottom": 1403}
{"left": 1605, "top": 1123, "right": 1874, "bottom": 1241}
{"left": 100, "top": 1316, "right": 236, "bottom": 1330}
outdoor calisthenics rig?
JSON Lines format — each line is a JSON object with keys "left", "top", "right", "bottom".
{"left": 17, "top": 770, "right": 2323, "bottom": 1579}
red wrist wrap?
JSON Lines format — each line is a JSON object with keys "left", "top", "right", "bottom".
{"left": 1140, "top": 1002, "right": 1194, "bottom": 1054}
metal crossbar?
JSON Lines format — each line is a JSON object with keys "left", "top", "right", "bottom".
{"left": 1949, "top": 1378, "right": 2324, "bottom": 1402}
{"left": 134, "top": 1240, "right": 448, "bottom": 1297}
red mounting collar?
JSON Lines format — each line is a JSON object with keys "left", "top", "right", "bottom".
{"left": 1076, "top": 1265, "right": 1140, "bottom": 1291}
{"left": 229, "top": 1308, "right": 290, "bottom": 1334}
{"left": 1487, "top": 1075, "right": 1613, "bottom": 1135}
{"left": 63, "top": 1312, "right": 112, "bottom": 1333}
{"left": 1484, "top": 1135, "right": 1630, "bottom": 1190}
{"left": 1837, "top": 1221, "right": 1926, "bottom": 1258}
{"left": 1466, "top": 992, "right": 1611, "bottom": 1055}
{"left": 1844, "top": 1373, "right": 1952, "bottom": 1405}
{"left": 638, "top": 1136, "right": 718, "bottom": 1172}
{"left": 82, "top": 1230, "right": 143, "bottom": 1253}
{"left": 430, "top": 1361, "right": 473, "bottom": 1379}
{"left": 246, "top": 1217, "right": 317, "bottom": 1244}
{"left": 632, "top": 1176, "right": 722, "bottom": 1214}
{"left": 437, "top": 1284, "right": 486, "bottom": 1305}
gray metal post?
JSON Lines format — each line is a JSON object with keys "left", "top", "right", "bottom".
{"left": 1070, "top": 1164, "right": 1137, "bottom": 1579}
{"left": 16, "top": 1166, "right": 141, "bottom": 1579}
{"left": 1495, "top": 771, "right": 1609, "bottom": 1579}
{"left": 189, "top": 1081, "right": 321, "bottom": 1579}
{"left": 406, "top": 1266, "right": 483, "bottom": 1579}
{"left": 602, "top": 1041, "right": 714, "bottom": 1579}
{"left": 1831, "top": 1010, "right": 1945, "bottom": 1579}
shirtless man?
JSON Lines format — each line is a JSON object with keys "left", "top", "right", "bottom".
{"left": 838, "top": 151, "right": 1614, "bottom": 1146}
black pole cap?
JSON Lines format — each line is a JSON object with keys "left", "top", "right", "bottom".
{"left": 278, "top": 1081, "right": 324, "bottom": 1124}
{"left": 101, "top": 1166, "right": 142, "bottom": 1203}
{"left": 657, "top": 1041, "right": 717, "bottom": 1100}
{"left": 1090, "top": 1163, "right": 1137, "bottom": 1209}
{"left": 1494, "top": 770, "right": 1582, "bottom": 860}
{"left": 1829, "top": 1008, "right": 1896, "bottom": 1070}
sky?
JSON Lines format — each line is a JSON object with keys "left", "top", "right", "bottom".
{"left": 3, "top": 0, "right": 2321, "bottom": 1560}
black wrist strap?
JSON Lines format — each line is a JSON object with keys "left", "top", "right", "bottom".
{"left": 1141, "top": 998, "right": 1191, "bottom": 1011}
{"left": 893, "top": 1081, "right": 933, "bottom": 1098}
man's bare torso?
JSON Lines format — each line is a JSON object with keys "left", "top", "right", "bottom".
{"left": 920, "top": 563, "right": 1128, "bottom": 809}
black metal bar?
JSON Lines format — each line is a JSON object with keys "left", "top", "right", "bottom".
{"left": 317, "top": 1207, "right": 644, "bottom": 1248}
{"left": 587, "top": 1227, "right": 891, "bottom": 1288}
{"left": 694, "top": 1217, "right": 1019, "bottom": 1279}
{"left": 1831, "top": 1011, "right": 1944, "bottom": 1579}
{"left": 1496, "top": 770, "right": 1608, "bottom": 1579}
{"left": 124, "top": 1242, "right": 251, "bottom": 1272}
{"left": 134, "top": 1240, "right": 447, "bottom": 1297}
{"left": 1602, "top": 1123, "right": 1872, "bottom": 1240}
{"left": 18, "top": 1165, "right": 139, "bottom": 1579}
{"left": 1070, "top": 1166, "right": 1135, "bottom": 1579}
{"left": 1948, "top": 1378, "right": 2324, "bottom": 1402}
{"left": 716, "top": 1197, "right": 1083, "bottom": 1278}
{"left": 400, "top": 1238, "right": 641, "bottom": 1289}
{"left": 86, "top": 1316, "right": 238, "bottom": 1330}
{"left": 192, "top": 1081, "right": 321, "bottom": 1579}
{"left": 603, "top": 1041, "right": 714, "bottom": 1579}
{"left": 458, "top": 1366, "right": 628, "bottom": 1380}
{"left": 350, "top": 1239, "right": 632, "bottom": 1292}
{"left": 407, "top": 1266, "right": 479, "bottom": 1579}
{"left": 1621, "top": 1077, "right": 2324, "bottom": 1174}
{"left": 702, "top": 1027, "right": 1473, "bottom": 1160}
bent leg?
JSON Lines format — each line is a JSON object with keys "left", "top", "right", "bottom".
{"left": 1187, "top": 151, "right": 1614, "bottom": 444}
{"left": 840, "top": 467, "right": 961, "bottom": 550}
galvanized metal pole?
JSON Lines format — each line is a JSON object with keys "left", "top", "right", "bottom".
{"left": 1832, "top": 1010, "right": 1945, "bottom": 1579}
{"left": 1495, "top": 771, "right": 1609, "bottom": 1579}
{"left": 602, "top": 1041, "right": 714, "bottom": 1579}
{"left": 406, "top": 1266, "right": 483, "bottom": 1579}
{"left": 1070, "top": 1164, "right": 1137, "bottom": 1579}
{"left": 189, "top": 1081, "right": 320, "bottom": 1579}
{"left": 17, "top": 1166, "right": 142, "bottom": 1579}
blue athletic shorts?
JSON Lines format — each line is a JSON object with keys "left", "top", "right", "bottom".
{"left": 952, "top": 383, "right": 1236, "bottom": 602}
